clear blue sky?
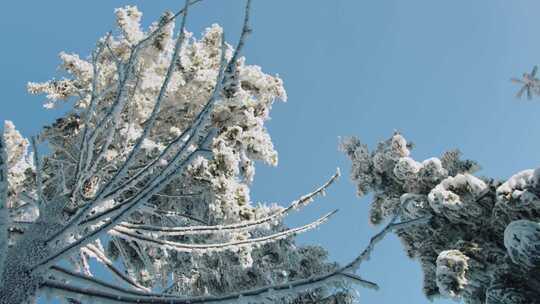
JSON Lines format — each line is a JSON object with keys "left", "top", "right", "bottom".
{"left": 2, "top": 1, "right": 540, "bottom": 303}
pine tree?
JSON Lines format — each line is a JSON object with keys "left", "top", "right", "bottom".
{"left": 341, "top": 130, "right": 540, "bottom": 304}
{"left": 0, "top": 1, "right": 427, "bottom": 303}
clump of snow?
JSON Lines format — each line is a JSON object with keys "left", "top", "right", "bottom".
{"left": 428, "top": 174, "right": 487, "bottom": 223}
{"left": 435, "top": 250, "right": 470, "bottom": 299}
{"left": 504, "top": 219, "right": 540, "bottom": 269}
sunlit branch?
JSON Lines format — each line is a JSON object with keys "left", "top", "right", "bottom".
{"left": 72, "top": 33, "right": 110, "bottom": 196}
{"left": 33, "top": 148, "right": 207, "bottom": 271}
{"left": 96, "top": 0, "right": 192, "bottom": 198}
{"left": 83, "top": 72, "right": 141, "bottom": 184}
{"left": 119, "top": 170, "right": 340, "bottom": 236}
{"left": 110, "top": 210, "right": 337, "bottom": 253}
{"left": 46, "top": 0, "right": 204, "bottom": 246}
{"left": 41, "top": 241, "right": 378, "bottom": 304}
{"left": 100, "top": 0, "right": 251, "bottom": 201}
{"left": 36, "top": 3, "right": 237, "bottom": 287}
{"left": 139, "top": 204, "right": 208, "bottom": 225}
{"left": 78, "top": 148, "right": 210, "bottom": 228}
{"left": 100, "top": 41, "right": 227, "bottom": 202}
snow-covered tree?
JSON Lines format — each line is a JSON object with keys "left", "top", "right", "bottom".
{"left": 0, "top": 1, "right": 429, "bottom": 303}
{"left": 341, "top": 131, "right": 540, "bottom": 304}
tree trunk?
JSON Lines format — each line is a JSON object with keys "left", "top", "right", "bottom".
{"left": 0, "top": 223, "right": 54, "bottom": 304}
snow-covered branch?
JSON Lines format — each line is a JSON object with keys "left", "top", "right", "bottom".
{"left": 96, "top": 0, "right": 192, "bottom": 198}
{"left": 48, "top": 265, "right": 156, "bottom": 298}
{"left": 42, "top": 211, "right": 429, "bottom": 304}
{"left": 46, "top": 0, "right": 205, "bottom": 246}
{"left": 118, "top": 170, "right": 340, "bottom": 236}
{"left": 82, "top": 244, "right": 149, "bottom": 292}
{"left": 341, "top": 132, "right": 540, "bottom": 302}
{"left": 110, "top": 210, "right": 337, "bottom": 253}
{"left": 31, "top": 137, "right": 44, "bottom": 205}
{"left": 0, "top": 132, "right": 8, "bottom": 280}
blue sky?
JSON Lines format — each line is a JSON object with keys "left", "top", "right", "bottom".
{"left": 2, "top": 1, "right": 540, "bottom": 303}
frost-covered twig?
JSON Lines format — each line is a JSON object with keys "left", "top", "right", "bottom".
{"left": 31, "top": 136, "right": 45, "bottom": 205}
{"left": 101, "top": 0, "right": 252, "bottom": 203}
{"left": 78, "top": 139, "right": 211, "bottom": 227}
{"left": 134, "top": 0, "right": 203, "bottom": 49}
{"left": 0, "top": 133, "right": 8, "bottom": 280}
{"left": 72, "top": 32, "right": 110, "bottom": 197}
{"left": 339, "top": 272, "right": 379, "bottom": 290}
{"left": 110, "top": 210, "right": 338, "bottom": 253}
{"left": 46, "top": 0, "right": 207, "bottom": 246}
{"left": 45, "top": 211, "right": 427, "bottom": 304}
{"left": 42, "top": 267, "right": 375, "bottom": 304}
{"left": 342, "top": 214, "right": 432, "bottom": 274}
{"left": 33, "top": 148, "right": 207, "bottom": 270}
{"left": 48, "top": 265, "right": 162, "bottom": 298}
{"left": 140, "top": 204, "right": 209, "bottom": 225}
{"left": 82, "top": 72, "right": 142, "bottom": 188}
{"left": 41, "top": 224, "right": 389, "bottom": 304}
{"left": 119, "top": 170, "right": 340, "bottom": 236}
{"left": 97, "top": 0, "right": 191, "bottom": 197}
{"left": 82, "top": 244, "right": 149, "bottom": 292}
{"left": 71, "top": 26, "right": 231, "bottom": 228}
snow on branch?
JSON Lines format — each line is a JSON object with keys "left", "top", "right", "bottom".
{"left": 42, "top": 212, "right": 430, "bottom": 304}
{"left": 72, "top": 32, "right": 110, "bottom": 198}
{"left": 49, "top": 265, "right": 148, "bottom": 298}
{"left": 42, "top": 271, "right": 373, "bottom": 304}
{"left": 82, "top": 244, "right": 149, "bottom": 292}
{"left": 110, "top": 210, "right": 338, "bottom": 253}
{"left": 139, "top": 203, "right": 209, "bottom": 225}
{"left": 118, "top": 169, "right": 340, "bottom": 236}
{"left": 35, "top": 17, "right": 236, "bottom": 266}
{"left": 96, "top": 0, "right": 192, "bottom": 199}
{"left": 0, "top": 132, "right": 8, "bottom": 279}
{"left": 43, "top": 198, "right": 428, "bottom": 304}
{"left": 99, "top": 0, "right": 252, "bottom": 203}
{"left": 45, "top": 0, "right": 205, "bottom": 246}
{"left": 31, "top": 137, "right": 45, "bottom": 205}
{"left": 342, "top": 213, "right": 432, "bottom": 274}
{"left": 33, "top": 148, "right": 207, "bottom": 270}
